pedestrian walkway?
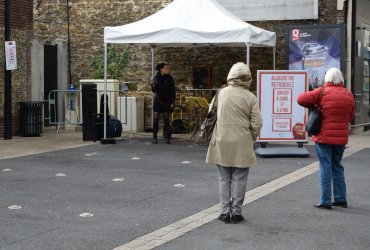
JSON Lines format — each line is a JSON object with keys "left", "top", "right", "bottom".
{"left": 1, "top": 127, "right": 369, "bottom": 160}
{"left": 113, "top": 132, "right": 370, "bottom": 250}
{"left": 0, "top": 127, "right": 192, "bottom": 160}
{"left": 0, "top": 129, "right": 369, "bottom": 250}
{"left": 0, "top": 127, "right": 91, "bottom": 160}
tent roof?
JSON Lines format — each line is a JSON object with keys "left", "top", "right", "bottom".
{"left": 104, "top": 0, "right": 276, "bottom": 47}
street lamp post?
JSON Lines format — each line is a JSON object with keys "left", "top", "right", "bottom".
{"left": 4, "top": 0, "right": 12, "bottom": 139}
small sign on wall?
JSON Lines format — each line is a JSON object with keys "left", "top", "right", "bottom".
{"left": 5, "top": 41, "right": 17, "bottom": 70}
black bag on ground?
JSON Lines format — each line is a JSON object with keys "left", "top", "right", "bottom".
{"left": 171, "top": 103, "right": 185, "bottom": 134}
{"left": 97, "top": 93, "right": 121, "bottom": 138}
{"left": 172, "top": 119, "right": 184, "bottom": 134}
{"left": 107, "top": 116, "right": 122, "bottom": 138}
{"left": 95, "top": 115, "right": 122, "bottom": 139}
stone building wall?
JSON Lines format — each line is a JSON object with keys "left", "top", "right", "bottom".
{"left": 33, "top": 0, "right": 341, "bottom": 130}
{"left": 0, "top": 1, "right": 33, "bottom": 137}
{"left": 31, "top": 1, "right": 268, "bottom": 89}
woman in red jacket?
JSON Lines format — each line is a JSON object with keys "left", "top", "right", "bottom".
{"left": 297, "top": 67, "right": 355, "bottom": 210}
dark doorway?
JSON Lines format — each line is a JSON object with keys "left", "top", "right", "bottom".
{"left": 44, "top": 44, "right": 58, "bottom": 126}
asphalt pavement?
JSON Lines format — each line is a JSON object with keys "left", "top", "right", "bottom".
{"left": 0, "top": 128, "right": 369, "bottom": 250}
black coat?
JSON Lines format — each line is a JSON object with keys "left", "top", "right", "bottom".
{"left": 152, "top": 74, "right": 176, "bottom": 112}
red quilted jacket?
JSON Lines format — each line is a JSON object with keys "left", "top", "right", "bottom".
{"left": 297, "top": 83, "right": 355, "bottom": 145}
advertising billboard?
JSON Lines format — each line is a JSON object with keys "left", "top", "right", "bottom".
{"left": 257, "top": 70, "right": 308, "bottom": 142}
{"left": 285, "top": 24, "right": 344, "bottom": 90}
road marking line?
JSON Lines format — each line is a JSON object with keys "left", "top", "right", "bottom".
{"left": 113, "top": 146, "right": 364, "bottom": 250}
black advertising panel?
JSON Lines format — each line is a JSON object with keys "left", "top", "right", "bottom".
{"left": 285, "top": 24, "right": 345, "bottom": 89}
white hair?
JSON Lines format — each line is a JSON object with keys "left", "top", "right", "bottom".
{"left": 324, "top": 67, "right": 344, "bottom": 85}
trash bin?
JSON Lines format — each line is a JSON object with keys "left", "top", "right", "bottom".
{"left": 19, "top": 101, "right": 44, "bottom": 137}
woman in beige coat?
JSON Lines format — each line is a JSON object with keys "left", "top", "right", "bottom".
{"left": 206, "top": 62, "right": 263, "bottom": 223}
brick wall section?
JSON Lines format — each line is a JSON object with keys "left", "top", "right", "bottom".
{"left": 0, "top": 1, "right": 33, "bottom": 137}
{"left": 0, "top": 0, "right": 33, "bottom": 29}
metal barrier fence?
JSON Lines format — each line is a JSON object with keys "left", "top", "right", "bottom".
{"left": 48, "top": 89, "right": 129, "bottom": 134}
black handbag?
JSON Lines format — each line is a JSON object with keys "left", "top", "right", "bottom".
{"left": 196, "top": 91, "right": 219, "bottom": 144}
{"left": 305, "top": 87, "right": 325, "bottom": 136}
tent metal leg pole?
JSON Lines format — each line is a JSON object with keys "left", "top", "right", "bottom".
{"left": 151, "top": 47, "right": 155, "bottom": 130}
{"left": 246, "top": 42, "right": 251, "bottom": 65}
{"left": 273, "top": 46, "right": 276, "bottom": 70}
{"left": 103, "top": 43, "right": 108, "bottom": 139}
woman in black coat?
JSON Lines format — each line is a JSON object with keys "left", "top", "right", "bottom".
{"left": 151, "top": 63, "right": 176, "bottom": 144}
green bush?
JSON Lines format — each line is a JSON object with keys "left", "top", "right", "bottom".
{"left": 91, "top": 45, "right": 129, "bottom": 79}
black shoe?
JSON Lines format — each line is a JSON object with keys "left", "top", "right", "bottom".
{"left": 230, "top": 214, "right": 244, "bottom": 223}
{"left": 218, "top": 214, "right": 230, "bottom": 223}
{"left": 152, "top": 137, "right": 158, "bottom": 144}
{"left": 332, "top": 201, "right": 348, "bottom": 208}
{"left": 164, "top": 138, "right": 171, "bottom": 144}
{"left": 314, "top": 203, "right": 332, "bottom": 210}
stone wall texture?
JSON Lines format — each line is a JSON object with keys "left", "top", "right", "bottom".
{"left": 33, "top": 0, "right": 341, "bottom": 90}
{"left": 2, "top": 0, "right": 342, "bottom": 134}
{"left": 0, "top": 1, "right": 33, "bottom": 136}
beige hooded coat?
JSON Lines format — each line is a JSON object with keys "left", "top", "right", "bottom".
{"left": 206, "top": 63, "right": 263, "bottom": 168}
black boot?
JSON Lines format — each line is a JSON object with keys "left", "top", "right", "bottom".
{"left": 152, "top": 135, "right": 158, "bottom": 144}
{"left": 164, "top": 137, "right": 171, "bottom": 144}
{"left": 164, "top": 117, "right": 171, "bottom": 144}
{"left": 153, "top": 122, "right": 158, "bottom": 144}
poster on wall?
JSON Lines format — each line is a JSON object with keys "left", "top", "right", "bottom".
{"left": 285, "top": 24, "right": 344, "bottom": 90}
{"left": 257, "top": 70, "right": 308, "bottom": 142}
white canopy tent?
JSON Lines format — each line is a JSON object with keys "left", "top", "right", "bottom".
{"left": 101, "top": 0, "right": 276, "bottom": 140}
{"left": 104, "top": 0, "right": 276, "bottom": 47}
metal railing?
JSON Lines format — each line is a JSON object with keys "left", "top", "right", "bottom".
{"left": 47, "top": 89, "right": 128, "bottom": 134}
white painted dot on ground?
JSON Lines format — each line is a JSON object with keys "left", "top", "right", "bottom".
{"left": 55, "top": 173, "right": 66, "bottom": 177}
{"left": 131, "top": 157, "right": 141, "bottom": 160}
{"left": 8, "top": 205, "right": 22, "bottom": 210}
{"left": 112, "top": 178, "right": 125, "bottom": 182}
{"left": 85, "top": 152, "right": 98, "bottom": 157}
{"left": 174, "top": 184, "right": 185, "bottom": 188}
{"left": 2, "top": 168, "right": 13, "bottom": 172}
{"left": 181, "top": 161, "right": 191, "bottom": 164}
{"left": 135, "top": 224, "right": 140, "bottom": 226}
{"left": 79, "top": 212, "right": 94, "bottom": 218}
